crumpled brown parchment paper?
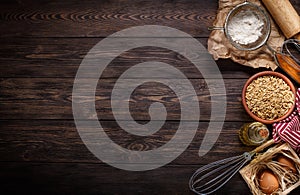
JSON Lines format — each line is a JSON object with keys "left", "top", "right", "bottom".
{"left": 208, "top": 0, "right": 285, "bottom": 70}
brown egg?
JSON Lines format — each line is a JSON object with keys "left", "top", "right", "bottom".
{"left": 259, "top": 169, "right": 279, "bottom": 194}
{"left": 277, "top": 155, "right": 297, "bottom": 173}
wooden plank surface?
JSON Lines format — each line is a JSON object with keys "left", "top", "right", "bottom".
{"left": 0, "top": 0, "right": 218, "bottom": 37}
{"left": 0, "top": 162, "right": 251, "bottom": 195}
{"left": 0, "top": 78, "right": 248, "bottom": 120}
{"left": 1, "top": 0, "right": 300, "bottom": 194}
{"left": 0, "top": 120, "right": 253, "bottom": 164}
{"left": 0, "top": 0, "right": 299, "bottom": 38}
{"left": 0, "top": 38, "right": 261, "bottom": 78}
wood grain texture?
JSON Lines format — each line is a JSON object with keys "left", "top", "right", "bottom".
{"left": 0, "top": 78, "right": 249, "bottom": 120}
{"left": 0, "top": 0, "right": 298, "bottom": 38}
{"left": 0, "top": 162, "right": 253, "bottom": 195}
{"left": 0, "top": 37, "right": 263, "bottom": 78}
{"left": 0, "top": 120, "right": 254, "bottom": 164}
{"left": 0, "top": 0, "right": 218, "bottom": 37}
{"left": 1, "top": 162, "right": 299, "bottom": 195}
{"left": 1, "top": 0, "right": 300, "bottom": 194}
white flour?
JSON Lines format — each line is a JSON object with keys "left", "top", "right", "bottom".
{"left": 227, "top": 10, "right": 264, "bottom": 45}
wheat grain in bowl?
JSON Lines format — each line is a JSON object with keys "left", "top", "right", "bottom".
{"left": 245, "top": 75, "right": 295, "bottom": 121}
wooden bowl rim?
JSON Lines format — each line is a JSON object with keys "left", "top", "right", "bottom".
{"left": 242, "top": 71, "right": 296, "bottom": 124}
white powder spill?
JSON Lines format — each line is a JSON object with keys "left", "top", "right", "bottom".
{"left": 227, "top": 10, "right": 264, "bottom": 45}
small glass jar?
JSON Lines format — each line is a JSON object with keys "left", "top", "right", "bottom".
{"left": 239, "top": 122, "right": 269, "bottom": 146}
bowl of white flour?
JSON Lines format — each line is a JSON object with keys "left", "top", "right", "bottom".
{"left": 223, "top": 2, "right": 271, "bottom": 50}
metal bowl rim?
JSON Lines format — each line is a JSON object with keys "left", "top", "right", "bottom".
{"left": 224, "top": 1, "right": 271, "bottom": 51}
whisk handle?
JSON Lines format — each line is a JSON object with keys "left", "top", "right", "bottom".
{"left": 253, "top": 139, "right": 275, "bottom": 153}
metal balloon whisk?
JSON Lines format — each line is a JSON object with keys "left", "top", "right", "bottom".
{"left": 189, "top": 139, "right": 274, "bottom": 195}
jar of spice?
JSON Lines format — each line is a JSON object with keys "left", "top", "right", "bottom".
{"left": 239, "top": 122, "right": 269, "bottom": 146}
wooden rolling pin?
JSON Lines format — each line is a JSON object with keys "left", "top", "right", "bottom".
{"left": 262, "top": 0, "right": 300, "bottom": 40}
{"left": 262, "top": 0, "right": 300, "bottom": 84}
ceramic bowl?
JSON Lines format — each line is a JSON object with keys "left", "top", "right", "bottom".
{"left": 242, "top": 71, "right": 296, "bottom": 124}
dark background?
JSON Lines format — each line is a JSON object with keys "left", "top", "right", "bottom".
{"left": 0, "top": 0, "right": 299, "bottom": 194}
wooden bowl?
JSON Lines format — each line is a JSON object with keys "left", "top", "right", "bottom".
{"left": 242, "top": 71, "right": 296, "bottom": 124}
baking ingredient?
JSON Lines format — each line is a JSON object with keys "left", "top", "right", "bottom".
{"left": 277, "top": 155, "right": 297, "bottom": 173}
{"left": 239, "top": 122, "right": 269, "bottom": 146}
{"left": 259, "top": 169, "right": 279, "bottom": 194}
{"left": 227, "top": 10, "right": 264, "bottom": 45}
{"left": 245, "top": 75, "right": 295, "bottom": 120}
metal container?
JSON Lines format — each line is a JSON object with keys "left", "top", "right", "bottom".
{"left": 209, "top": 1, "right": 271, "bottom": 51}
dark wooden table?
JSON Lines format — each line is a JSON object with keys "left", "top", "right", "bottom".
{"left": 0, "top": 0, "right": 299, "bottom": 194}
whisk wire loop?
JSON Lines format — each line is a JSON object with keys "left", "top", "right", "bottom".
{"left": 190, "top": 154, "right": 252, "bottom": 194}
{"left": 189, "top": 140, "right": 275, "bottom": 195}
{"left": 281, "top": 39, "right": 300, "bottom": 64}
